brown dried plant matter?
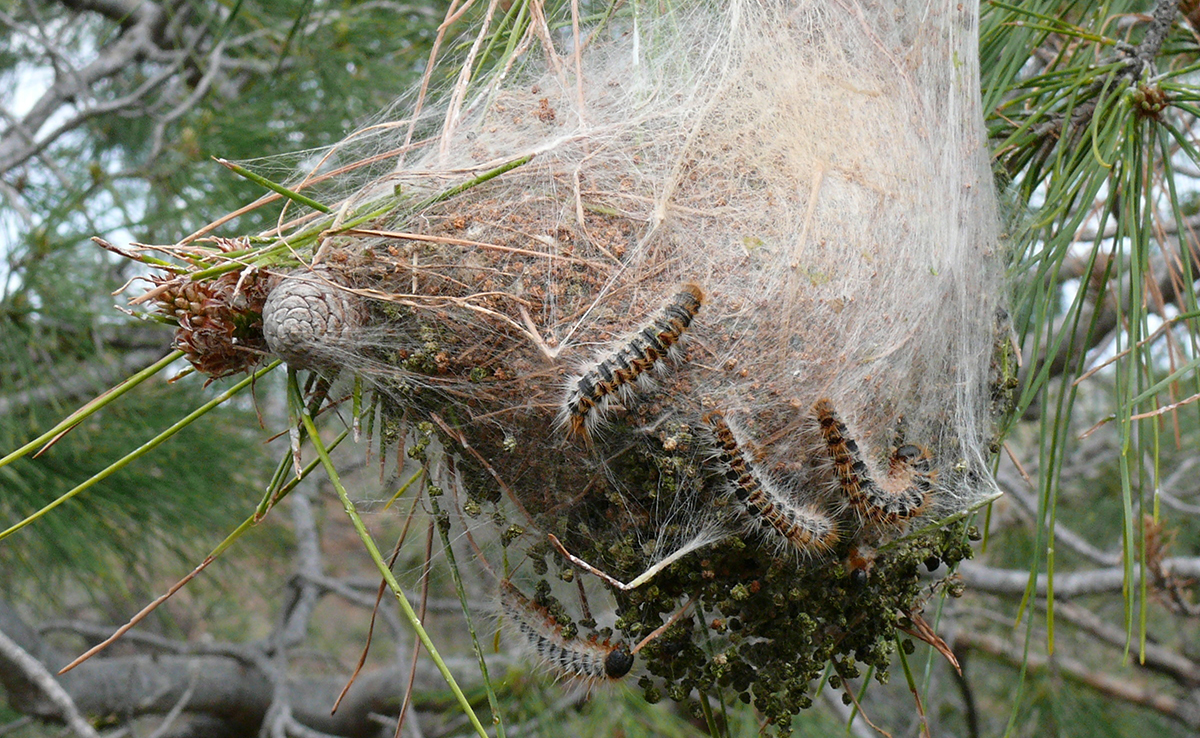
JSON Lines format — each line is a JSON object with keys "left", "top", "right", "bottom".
{"left": 153, "top": 269, "right": 271, "bottom": 380}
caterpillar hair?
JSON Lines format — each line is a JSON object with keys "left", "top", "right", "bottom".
{"left": 813, "top": 399, "right": 928, "bottom": 525}
{"left": 499, "top": 580, "right": 634, "bottom": 684}
{"left": 705, "top": 411, "right": 839, "bottom": 554}
{"left": 561, "top": 284, "right": 704, "bottom": 441}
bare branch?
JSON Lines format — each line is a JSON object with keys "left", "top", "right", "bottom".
{"left": 1052, "top": 601, "right": 1200, "bottom": 686}
{"left": 995, "top": 460, "right": 1122, "bottom": 567}
{"left": 298, "top": 573, "right": 406, "bottom": 637}
{"left": 1136, "top": 0, "right": 1180, "bottom": 65}
{"left": 58, "top": 0, "right": 156, "bottom": 27}
{"left": 954, "top": 630, "right": 1200, "bottom": 730}
{"left": 1161, "top": 490, "right": 1200, "bottom": 516}
{"left": 143, "top": 668, "right": 199, "bottom": 738}
{"left": 0, "top": 624, "right": 101, "bottom": 738}
{"left": 0, "top": 0, "right": 166, "bottom": 174}
{"left": 38, "top": 620, "right": 265, "bottom": 667}
{"left": 277, "top": 482, "right": 325, "bottom": 648}
{"left": 0, "top": 594, "right": 458, "bottom": 737}
{"left": 959, "top": 557, "right": 1200, "bottom": 598}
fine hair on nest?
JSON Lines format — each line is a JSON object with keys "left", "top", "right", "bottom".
{"left": 261, "top": 0, "right": 1001, "bottom": 560}
{"left": 152, "top": 0, "right": 1007, "bottom": 727}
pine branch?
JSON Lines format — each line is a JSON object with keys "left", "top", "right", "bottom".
{"left": 954, "top": 631, "right": 1200, "bottom": 730}
{"left": 959, "top": 557, "right": 1200, "bottom": 598}
{"left": 0, "top": 613, "right": 100, "bottom": 738}
{"left": 0, "top": 0, "right": 167, "bottom": 175}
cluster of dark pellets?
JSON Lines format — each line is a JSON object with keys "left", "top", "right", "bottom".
{"left": 337, "top": 242, "right": 982, "bottom": 729}
{"left": 514, "top": 426, "right": 978, "bottom": 732}
{"left": 987, "top": 308, "right": 1021, "bottom": 453}
{"left": 354, "top": 307, "right": 977, "bottom": 731}
{"left": 376, "top": 384, "right": 977, "bottom": 731}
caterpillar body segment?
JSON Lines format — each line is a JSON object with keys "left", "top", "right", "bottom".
{"left": 845, "top": 543, "right": 878, "bottom": 581}
{"left": 499, "top": 581, "right": 634, "bottom": 683}
{"left": 813, "top": 399, "right": 930, "bottom": 525}
{"left": 562, "top": 284, "right": 704, "bottom": 440}
{"left": 704, "top": 411, "right": 839, "bottom": 554}
{"left": 880, "top": 443, "right": 935, "bottom": 516}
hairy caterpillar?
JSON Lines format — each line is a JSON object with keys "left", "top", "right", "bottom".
{"left": 705, "top": 411, "right": 839, "bottom": 554}
{"left": 561, "top": 284, "right": 704, "bottom": 440}
{"left": 844, "top": 543, "right": 879, "bottom": 580}
{"left": 813, "top": 399, "right": 930, "bottom": 524}
{"left": 886, "top": 443, "right": 936, "bottom": 502}
{"left": 499, "top": 580, "right": 634, "bottom": 683}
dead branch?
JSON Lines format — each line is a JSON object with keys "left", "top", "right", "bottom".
{"left": 958, "top": 557, "right": 1200, "bottom": 598}
{"left": 0, "top": 595, "right": 461, "bottom": 738}
{"left": 953, "top": 630, "right": 1200, "bottom": 730}
{"left": 0, "top": 620, "right": 101, "bottom": 738}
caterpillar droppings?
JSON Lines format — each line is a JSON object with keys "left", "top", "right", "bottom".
{"left": 562, "top": 284, "right": 704, "bottom": 440}
{"left": 499, "top": 581, "right": 634, "bottom": 684}
{"left": 704, "top": 411, "right": 839, "bottom": 554}
{"left": 813, "top": 399, "right": 929, "bottom": 525}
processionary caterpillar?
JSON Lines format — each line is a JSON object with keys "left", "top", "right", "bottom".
{"left": 499, "top": 580, "right": 634, "bottom": 684}
{"left": 886, "top": 443, "right": 936, "bottom": 501}
{"left": 705, "top": 411, "right": 839, "bottom": 554}
{"left": 562, "top": 283, "right": 704, "bottom": 440}
{"left": 813, "top": 399, "right": 930, "bottom": 524}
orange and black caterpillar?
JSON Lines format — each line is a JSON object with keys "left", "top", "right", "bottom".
{"left": 562, "top": 283, "right": 704, "bottom": 440}
{"left": 499, "top": 580, "right": 634, "bottom": 683}
{"left": 813, "top": 398, "right": 931, "bottom": 524}
{"left": 705, "top": 411, "right": 839, "bottom": 553}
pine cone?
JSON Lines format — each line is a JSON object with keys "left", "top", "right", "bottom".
{"left": 262, "top": 269, "right": 362, "bottom": 371}
{"left": 154, "top": 270, "right": 271, "bottom": 379}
